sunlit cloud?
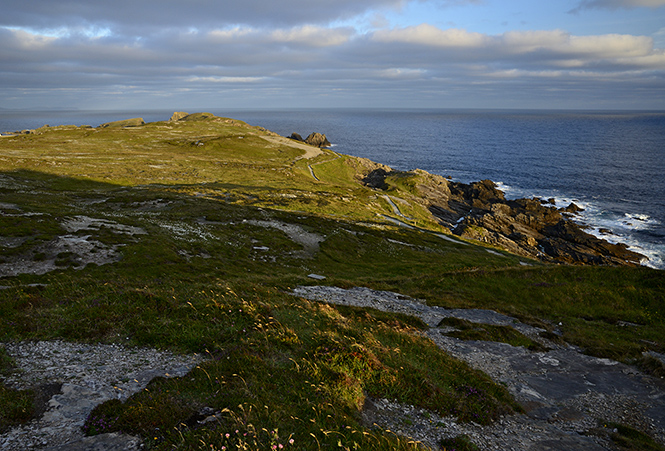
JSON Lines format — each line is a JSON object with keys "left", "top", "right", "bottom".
{"left": 372, "top": 24, "right": 488, "bottom": 47}
{"left": 270, "top": 26, "right": 354, "bottom": 47}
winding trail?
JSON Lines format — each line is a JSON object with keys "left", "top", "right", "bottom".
{"left": 306, "top": 150, "right": 343, "bottom": 182}
{"left": 259, "top": 135, "right": 323, "bottom": 160}
{"left": 380, "top": 195, "right": 413, "bottom": 221}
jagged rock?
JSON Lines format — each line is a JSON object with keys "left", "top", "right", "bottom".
{"left": 363, "top": 168, "right": 391, "bottom": 190}
{"left": 562, "top": 202, "right": 585, "bottom": 214}
{"left": 99, "top": 118, "right": 145, "bottom": 128}
{"left": 169, "top": 111, "right": 189, "bottom": 122}
{"left": 288, "top": 132, "right": 304, "bottom": 142}
{"left": 380, "top": 168, "right": 649, "bottom": 266}
{"left": 305, "top": 132, "right": 331, "bottom": 147}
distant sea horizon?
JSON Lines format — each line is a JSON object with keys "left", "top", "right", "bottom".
{"left": 1, "top": 107, "right": 664, "bottom": 269}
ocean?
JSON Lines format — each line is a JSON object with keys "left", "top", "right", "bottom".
{"left": 1, "top": 108, "right": 664, "bottom": 269}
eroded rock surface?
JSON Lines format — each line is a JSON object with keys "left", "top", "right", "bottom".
{"left": 0, "top": 213, "right": 146, "bottom": 278}
{"left": 293, "top": 285, "right": 665, "bottom": 450}
{"left": 0, "top": 341, "right": 203, "bottom": 450}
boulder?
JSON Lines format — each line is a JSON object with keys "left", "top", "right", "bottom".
{"left": 169, "top": 111, "right": 189, "bottom": 122}
{"left": 100, "top": 118, "right": 145, "bottom": 128}
{"left": 305, "top": 132, "right": 331, "bottom": 148}
{"left": 288, "top": 133, "right": 305, "bottom": 142}
{"left": 562, "top": 202, "right": 585, "bottom": 214}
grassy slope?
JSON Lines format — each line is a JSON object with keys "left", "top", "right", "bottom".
{"left": 0, "top": 116, "right": 663, "bottom": 449}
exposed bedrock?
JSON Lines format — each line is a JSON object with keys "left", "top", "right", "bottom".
{"left": 288, "top": 131, "right": 332, "bottom": 147}
{"left": 363, "top": 168, "right": 645, "bottom": 266}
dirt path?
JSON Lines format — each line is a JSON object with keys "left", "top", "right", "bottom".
{"left": 259, "top": 135, "right": 323, "bottom": 160}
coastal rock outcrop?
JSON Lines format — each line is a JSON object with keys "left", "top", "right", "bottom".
{"left": 305, "top": 132, "right": 331, "bottom": 147}
{"left": 289, "top": 132, "right": 331, "bottom": 147}
{"left": 99, "top": 118, "right": 145, "bottom": 128}
{"left": 362, "top": 168, "right": 645, "bottom": 266}
{"left": 169, "top": 111, "right": 189, "bottom": 122}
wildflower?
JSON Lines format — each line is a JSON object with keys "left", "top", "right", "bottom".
{"left": 289, "top": 439, "right": 295, "bottom": 445}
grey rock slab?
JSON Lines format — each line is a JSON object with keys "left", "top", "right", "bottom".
{"left": 293, "top": 285, "right": 665, "bottom": 449}
{"left": 44, "top": 432, "right": 141, "bottom": 451}
{"left": 0, "top": 341, "right": 204, "bottom": 450}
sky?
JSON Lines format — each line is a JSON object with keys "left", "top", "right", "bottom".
{"left": 1, "top": 0, "right": 664, "bottom": 110}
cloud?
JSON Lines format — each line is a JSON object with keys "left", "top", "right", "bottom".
{"left": 372, "top": 24, "right": 489, "bottom": 47}
{"left": 270, "top": 25, "right": 354, "bottom": 47}
{"left": 369, "top": 26, "right": 657, "bottom": 65}
{"left": 570, "top": 0, "right": 665, "bottom": 13}
{"left": 1, "top": 20, "right": 664, "bottom": 110}
{"left": 0, "top": 0, "right": 406, "bottom": 32}
{"left": 186, "top": 76, "right": 266, "bottom": 83}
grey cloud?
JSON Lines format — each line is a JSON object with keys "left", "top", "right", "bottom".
{"left": 1, "top": 22, "right": 664, "bottom": 110}
{"left": 0, "top": 0, "right": 405, "bottom": 32}
{"left": 570, "top": 0, "right": 665, "bottom": 13}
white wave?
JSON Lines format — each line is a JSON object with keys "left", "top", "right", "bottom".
{"left": 588, "top": 228, "right": 665, "bottom": 269}
{"left": 447, "top": 180, "right": 663, "bottom": 269}
{"left": 623, "top": 213, "right": 659, "bottom": 228}
{"left": 499, "top": 188, "right": 663, "bottom": 269}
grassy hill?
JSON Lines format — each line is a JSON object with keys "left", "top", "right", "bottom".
{"left": 0, "top": 114, "right": 663, "bottom": 450}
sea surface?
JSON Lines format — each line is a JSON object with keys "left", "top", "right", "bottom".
{"left": 1, "top": 108, "right": 664, "bottom": 269}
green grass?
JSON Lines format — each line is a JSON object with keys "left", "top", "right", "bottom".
{"left": 0, "top": 348, "right": 34, "bottom": 433}
{"left": 439, "top": 435, "right": 480, "bottom": 451}
{"left": 0, "top": 114, "right": 663, "bottom": 448}
{"left": 596, "top": 422, "right": 665, "bottom": 451}
{"left": 437, "top": 317, "right": 548, "bottom": 351}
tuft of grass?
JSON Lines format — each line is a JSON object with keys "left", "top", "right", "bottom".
{"left": 0, "top": 386, "right": 34, "bottom": 433}
{"left": 597, "top": 422, "right": 665, "bottom": 451}
{"left": 0, "top": 347, "right": 15, "bottom": 374}
{"left": 439, "top": 435, "right": 481, "bottom": 451}
{"left": 0, "top": 347, "right": 35, "bottom": 433}
{"left": 633, "top": 355, "right": 665, "bottom": 379}
{"left": 437, "top": 317, "right": 548, "bottom": 351}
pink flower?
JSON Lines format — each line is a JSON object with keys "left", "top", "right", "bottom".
{"left": 289, "top": 439, "right": 295, "bottom": 445}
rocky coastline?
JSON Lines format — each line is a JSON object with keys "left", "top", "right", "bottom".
{"left": 362, "top": 167, "right": 646, "bottom": 267}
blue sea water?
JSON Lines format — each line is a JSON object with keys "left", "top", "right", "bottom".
{"left": 1, "top": 108, "right": 664, "bottom": 269}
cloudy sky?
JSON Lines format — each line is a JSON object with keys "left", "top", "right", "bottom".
{"left": 1, "top": 0, "right": 664, "bottom": 110}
